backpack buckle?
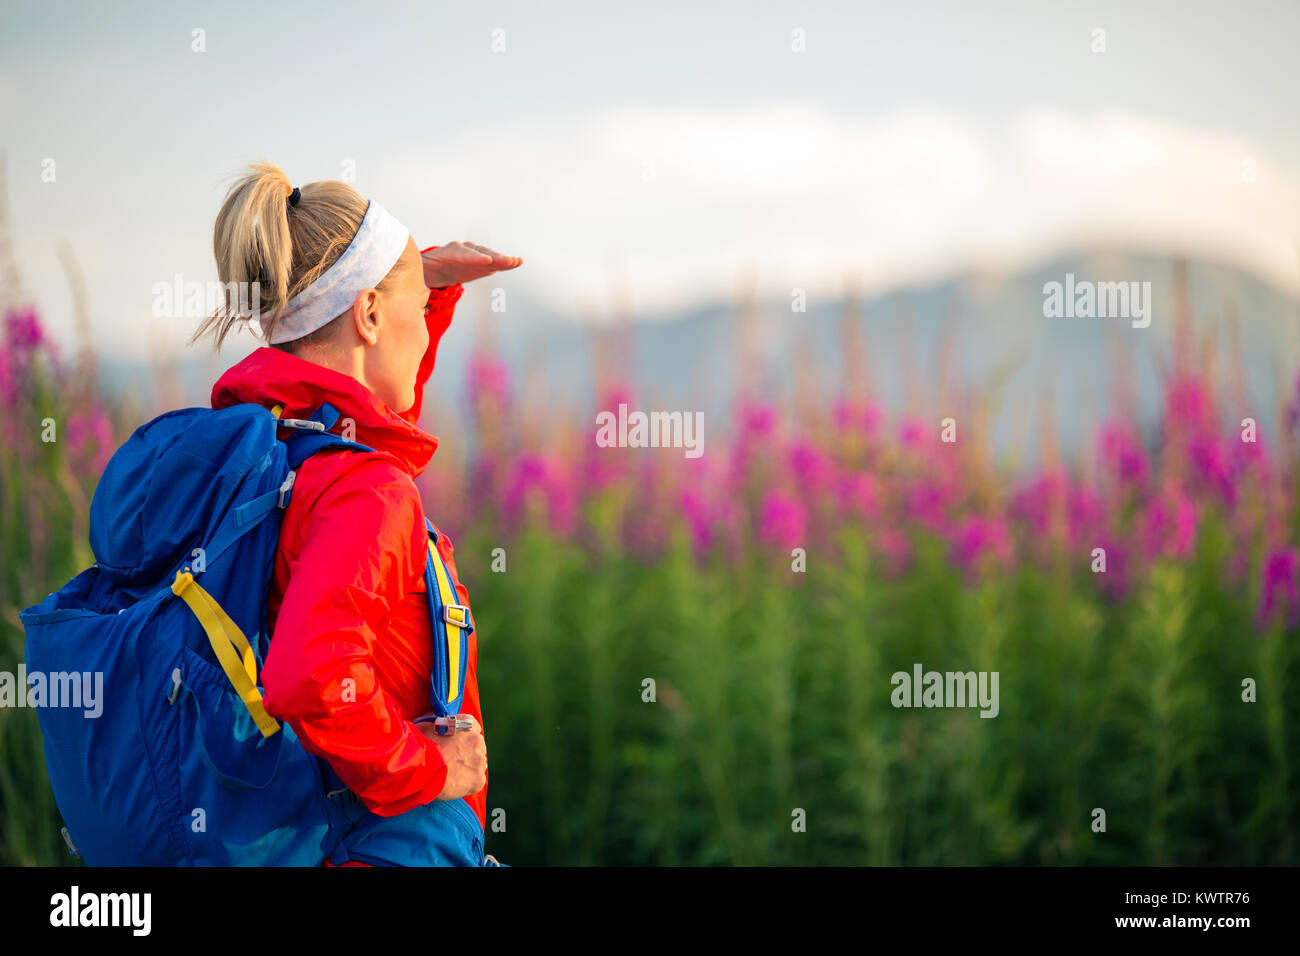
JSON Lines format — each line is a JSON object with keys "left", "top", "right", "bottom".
{"left": 443, "top": 603, "right": 471, "bottom": 628}
{"left": 277, "top": 418, "right": 326, "bottom": 432}
{"left": 278, "top": 471, "right": 296, "bottom": 508}
{"left": 415, "top": 713, "right": 473, "bottom": 735}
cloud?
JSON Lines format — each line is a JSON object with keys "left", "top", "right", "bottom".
{"left": 386, "top": 100, "right": 1299, "bottom": 317}
{"left": 20, "top": 99, "right": 1298, "bottom": 361}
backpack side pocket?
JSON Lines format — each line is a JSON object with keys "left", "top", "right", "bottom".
{"left": 174, "top": 646, "right": 336, "bottom": 865}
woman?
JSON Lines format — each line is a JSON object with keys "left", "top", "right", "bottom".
{"left": 194, "top": 162, "right": 520, "bottom": 865}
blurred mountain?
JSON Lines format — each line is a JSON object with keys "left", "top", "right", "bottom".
{"left": 100, "top": 250, "right": 1300, "bottom": 465}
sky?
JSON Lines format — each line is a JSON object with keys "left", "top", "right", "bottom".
{"left": 0, "top": 0, "right": 1297, "bottom": 361}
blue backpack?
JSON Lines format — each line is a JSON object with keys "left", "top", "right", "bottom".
{"left": 20, "top": 401, "right": 495, "bottom": 866}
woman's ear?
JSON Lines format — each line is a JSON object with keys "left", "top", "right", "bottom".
{"left": 351, "top": 290, "right": 381, "bottom": 346}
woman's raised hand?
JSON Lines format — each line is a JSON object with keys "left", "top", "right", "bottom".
{"left": 422, "top": 242, "right": 522, "bottom": 289}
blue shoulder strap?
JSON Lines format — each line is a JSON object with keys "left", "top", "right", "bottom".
{"left": 284, "top": 431, "right": 373, "bottom": 471}
{"left": 203, "top": 405, "right": 373, "bottom": 571}
{"left": 281, "top": 402, "right": 371, "bottom": 469}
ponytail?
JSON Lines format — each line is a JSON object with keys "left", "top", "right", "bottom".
{"left": 193, "top": 161, "right": 401, "bottom": 350}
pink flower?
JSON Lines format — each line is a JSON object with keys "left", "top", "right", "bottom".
{"left": 1011, "top": 469, "right": 1069, "bottom": 538}
{"left": 503, "top": 454, "right": 576, "bottom": 535}
{"left": 582, "top": 445, "right": 625, "bottom": 492}
{"left": 502, "top": 455, "right": 545, "bottom": 511}
{"left": 1256, "top": 548, "right": 1300, "bottom": 632}
{"left": 599, "top": 383, "right": 636, "bottom": 414}
{"left": 1094, "top": 537, "right": 1132, "bottom": 601}
{"left": 906, "top": 480, "right": 952, "bottom": 532}
{"left": 788, "top": 440, "right": 833, "bottom": 494}
{"left": 735, "top": 401, "right": 777, "bottom": 447}
{"left": 5, "top": 307, "right": 46, "bottom": 351}
{"left": 758, "top": 491, "right": 806, "bottom": 547}
{"left": 726, "top": 401, "right": 780, "bottom": 493}
{"left": 67, "top": 407, "right": 114, "bottom": 474}
{"left": 467, "top": 453, "right": 502, "bottom": 513}
{"left": 1099, "top": 421, "right": 1148, "bottom": 488}
{"left": 1068, "top": 485, "right": 1105, "bottom": 546}
{"left": 583, "top": 390, "right": 635, "bottom": 491}
{"left": 681, "top": 487, "right": 714, "bottom": 557}
{"left": 1140, "top": 486, "right": 1198, "bottom": 560}
{"left": 1230, "top": 428, "right": 1273, "bottom": 484}
{"left": 0, "top": 346, "right": 14, "bottom": 406}
{"left": 2, "top": 307, "right": 52, "bottom": 403}
{"left": 1164, "top": 375, "right": 1214, "bottom": 435}
{"left": 836, "top": 471, "right": 880, "bottom": 518}
{"left": 1187, "top": 432, "right": 1236, "bottom": 505}
{"left": 949, "top": 515, "right": 1014, "bottom": 576}
{"left": 897, "top": 416, "right": 928, "bottom": 449}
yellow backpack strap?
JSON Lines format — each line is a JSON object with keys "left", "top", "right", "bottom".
{"left": 270, "top": 403, "right": 285, "bottom": 419}
{"left": 428, "top": 540, "right": 469, "bottom": 703}
{"left": 171, "top": 571, "right": 281, "bottom": 738}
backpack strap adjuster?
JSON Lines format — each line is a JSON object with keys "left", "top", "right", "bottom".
{"left": 278, "top": 418, "right": 326, "bottom": 432}
{"left": 278, "top": 471, "right": 296, "bottom": 508}
{"left": 443, "top": 604, "right": 471, "bottom": 627}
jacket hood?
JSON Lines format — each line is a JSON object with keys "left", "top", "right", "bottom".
{"left": 211, "top": 346, "right": 438, "bottom": 477}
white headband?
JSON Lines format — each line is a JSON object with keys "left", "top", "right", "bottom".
{"left": 264, "top": 199, "right": 410, "bottom": 344}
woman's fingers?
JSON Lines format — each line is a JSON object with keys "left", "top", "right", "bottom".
{"left": 449, "top": 241, "right": 494, "bottom": 262}
{"left": 464, "top": 242, "right": 522, "bottom": 269}
{"left": 426, "top": 242, "right": 523, "bottom": 285}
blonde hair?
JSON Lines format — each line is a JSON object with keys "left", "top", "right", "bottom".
{"left": 194, "top": 161, "right": 409, "bottom": 351}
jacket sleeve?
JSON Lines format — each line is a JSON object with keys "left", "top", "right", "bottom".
{"left": 261, "top": 453, "right": 449, "bottom": 817}
{"left": 399, "top": 244, "right": 465, "bottom": 426}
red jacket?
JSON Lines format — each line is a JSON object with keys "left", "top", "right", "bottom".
{"left": 209, "top": 254, "right": 486, "bottom": 832}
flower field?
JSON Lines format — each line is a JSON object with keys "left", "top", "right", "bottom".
{"left": 2, "top": 296, "right": 1298, "bottom": 866}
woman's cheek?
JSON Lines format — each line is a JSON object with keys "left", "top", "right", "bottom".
{"left": 416, "top": 319, "right": 430, "bottom": 373}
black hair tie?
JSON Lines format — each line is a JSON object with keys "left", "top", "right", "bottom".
{"left": 287, "top": 186, "right": 301, "bottom": 208}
